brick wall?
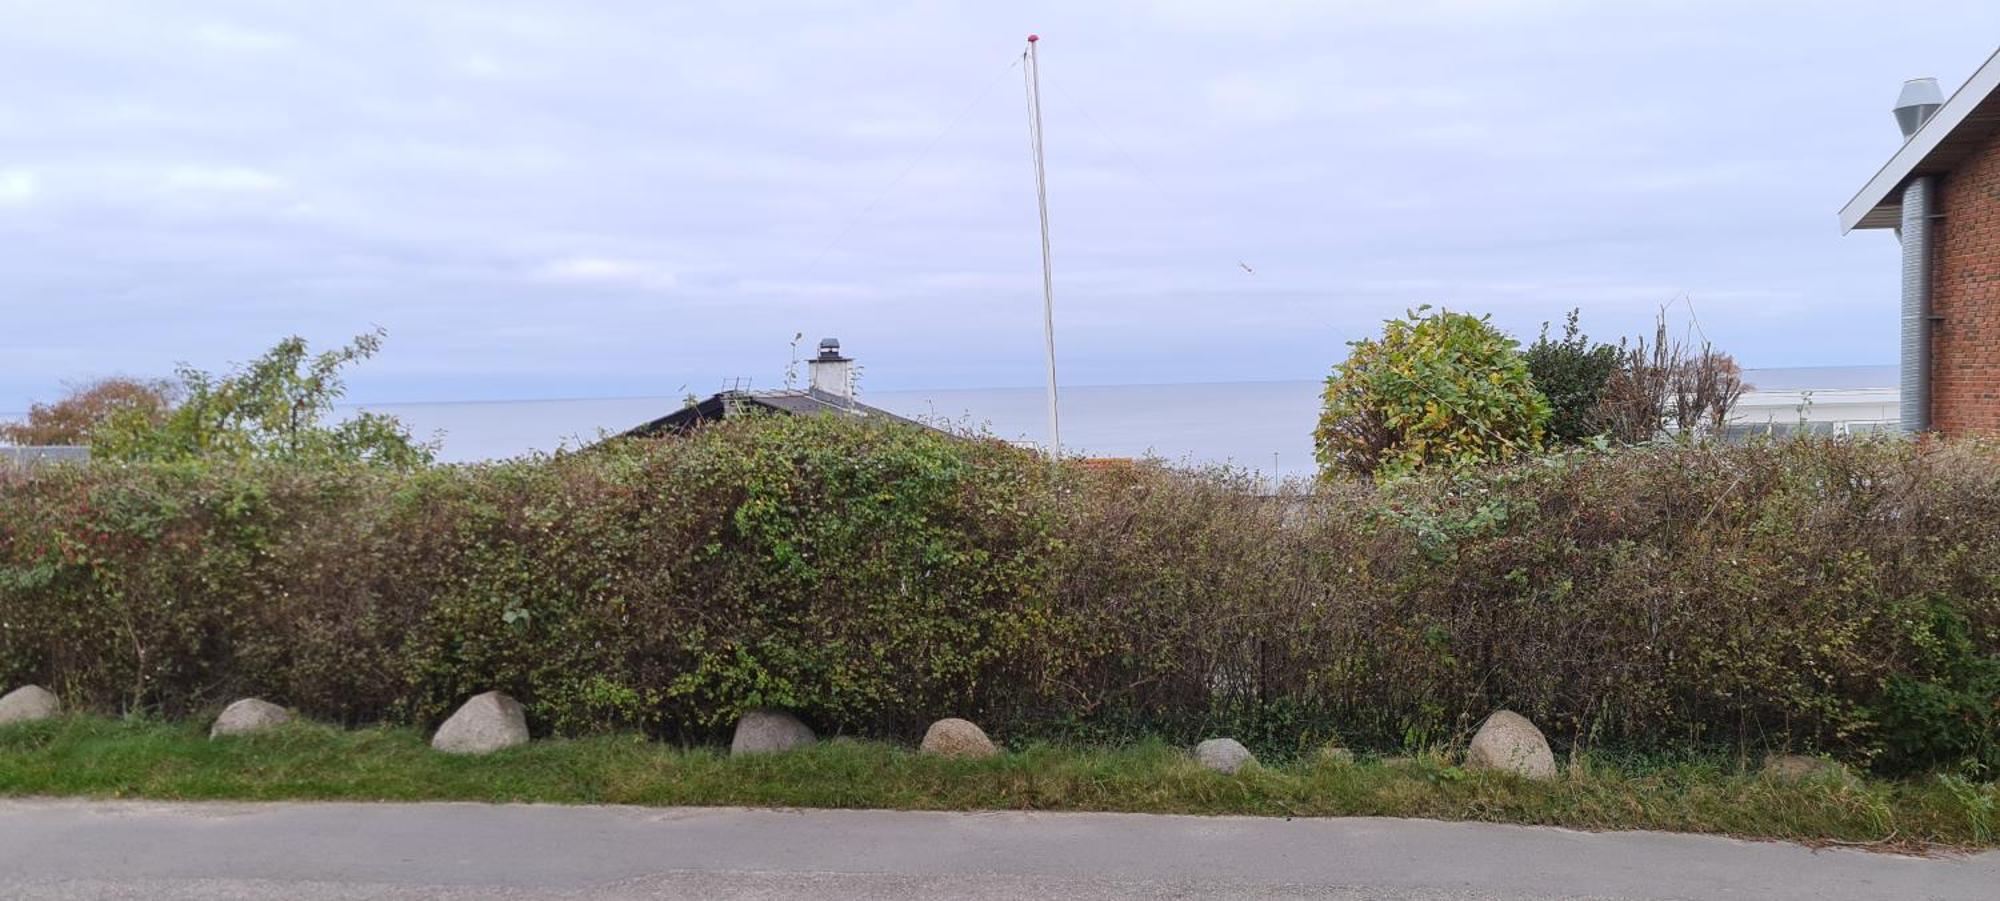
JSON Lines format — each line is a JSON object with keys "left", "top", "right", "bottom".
{"left": 1932, "top": 129, "right": 2000, "bottom": 434}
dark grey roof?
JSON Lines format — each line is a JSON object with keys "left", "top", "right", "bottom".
{"left": 622, "top": 388, "right": 930, "bottom": 439}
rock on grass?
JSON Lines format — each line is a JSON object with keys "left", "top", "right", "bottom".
{"left": 431, "top": 691, "right": 530, "bottom": 755}
{"left": 0, "top": 685, "right": 58, "bottom": 726}
{"left": 920, "top": 718, "right": 998, "bottom": 758}
{"left": 1465, "top": 710, "right": 1557, "bottom": 780}
{"left": 731, "top": 709, "right": 815, "bottom": 756}
{"left": 1195, "top": 738, "right": 1254, "bottom": 774}
{"left": 211, "top": 698, "right": 293, "bottom": 739}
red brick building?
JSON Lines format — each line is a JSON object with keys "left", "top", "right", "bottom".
{"left": 1843, "top": 48, "right": 2000, "bottom": 434}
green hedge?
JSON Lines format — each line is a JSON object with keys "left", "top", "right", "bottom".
{"left": 1, "top": 417, "right": 1995, "bottom": 772}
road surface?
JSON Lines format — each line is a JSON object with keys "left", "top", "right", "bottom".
{"left": 0, "top": 799, "right": 1992, "bottom": 899}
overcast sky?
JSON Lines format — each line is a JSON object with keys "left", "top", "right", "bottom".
{"left": 4, "top": 1, "right": 1998, "bottom": 408}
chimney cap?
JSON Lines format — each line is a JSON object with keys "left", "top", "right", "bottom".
{"left": 1894, "top": 77, "right": 1945, "bottom": 110}
{"left": 814, "top": 337, "right": 849, "bottom": 361}
{"left": 1893, "top": 77, "right": 1945, "bottom": 138}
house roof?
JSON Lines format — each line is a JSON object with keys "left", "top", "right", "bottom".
{"left": 1842, "top": 47, "right": 2000, "bottom": 232}
{"left": 621, "top": 387, "right": 930, "bottom": 439}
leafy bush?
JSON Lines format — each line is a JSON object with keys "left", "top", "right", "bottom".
{"left": 2, "top": 419, "right": 1996, "bottom": 773}
{"left": 0, "top": 415, "right": 1052, "bottom": 739}
{"left": 1523, "top": 310, "right": 1620, "bottom": 445}
{"left": 1868, "top": 602, "right": 2000, "bottom": 775}
{"left": 0, "top": 377, "right": 176, "bottom": 447}
{"left": 89, "top": 329, "right": 433, "bottom": 468}
{"left": 1316, "top": 307, "right": 1551, "bottom": 480}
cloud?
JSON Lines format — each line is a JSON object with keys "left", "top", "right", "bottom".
{"left": 3, "top": 0, "right": 1995, "bottom": 413}
{"left": 1152, "top": 0, "right": 1573, "bottom": 35}
{"left": 1204, "top": 74, "right": 1304, "bottom": 124}
{"left": 535, "top": 256, "right": 678, "bottom": 291}
{"left": 453, "top": 53, "right": 508, "bottom": 79}
{"left": 732, "top": 278, "right": 877, "bottom": 299}
{"left": 162, "top": 166, "right": 289, "bottom": 193}
{"left": 192, "top": 22, "right": 294, "bottom": 52}
{"left": 0, "top": 169, "right": 37, "bottom": 206}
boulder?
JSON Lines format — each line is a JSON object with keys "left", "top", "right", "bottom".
{"left": 431, "top": 691, "right": 530, "bottom": 755}
{"left": 1762, "top": 754, "right": 1853, "bottom": 784}
{"left": 730, "top": 709, "right": 815, "bottom": 756}
{"left": 1195, "top": 737, "right": 1255, "bottom": 774}
{"left": 920, "top": 718, "right": 998, "bottom": 758}
{"left": 1464, "top": 710, "right": 1557, "bottom": 780}
{"left": 0, "top": 685, "right": 59, "bottom": 726}
{"left": 210, "top": 698, "right": 293, "bottom": 739}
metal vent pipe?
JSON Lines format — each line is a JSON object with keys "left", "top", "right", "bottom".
{"left": 1894, "top": 78, "right": 1944, "bottom": 434}
{"left": 1899, "top": 177, "right": 1934, "bottom": 433}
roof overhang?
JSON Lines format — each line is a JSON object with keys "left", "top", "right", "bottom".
{"left": 1841, "top": 47, "right": 2000, "bottom": 233}
{"left": 619, "top": 388, "right": 934, "bottom": 440}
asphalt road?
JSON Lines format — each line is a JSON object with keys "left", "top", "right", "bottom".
{"left": 0, "top": 799, "right": 1992, "bottom": 900}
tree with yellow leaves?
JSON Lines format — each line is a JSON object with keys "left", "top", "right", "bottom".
{"left": 1315, "top": 306, "right": 1550, "bottom": 480}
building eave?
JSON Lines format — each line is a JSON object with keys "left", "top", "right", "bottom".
{"left": 1841, "top": 46, "right": 2000, "bottom": 233}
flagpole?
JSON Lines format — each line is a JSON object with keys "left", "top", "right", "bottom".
{"left": 1025, "top": 33, "right": 1061, "bottom": 458}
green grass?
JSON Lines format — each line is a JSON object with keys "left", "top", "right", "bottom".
{"left": 2, "top": 716, "right": 1993, "bottom": 850}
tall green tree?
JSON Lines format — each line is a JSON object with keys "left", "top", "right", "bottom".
{"left": 94, "top": 329, "right": 433, "bottom": 468}
{"left": 1315, "top": 307, "right": 1550, "bottom": 480}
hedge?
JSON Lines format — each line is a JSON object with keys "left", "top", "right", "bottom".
{"left": 1, "top": 416, "right": 1994, "bottom": 772}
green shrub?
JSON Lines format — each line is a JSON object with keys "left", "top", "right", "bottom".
{"left": 91, "top": 329, "right": 432, "bottom": 468}
{"left": 1869, "top": 602, "right": 1999, "bottom": 775}
{"left": 1523, "top": 309, "right": 1620, "bottom": 445}
{"left": 385, "top": 414, "right": 1056, "bottom": 737}
{"left": 3, "top": 421, "right": 1997, "bottom": 773}
{"left": 0, "top": 415, "right": 1052, "bottom": 740}
{"left": 1316, "top": 306, "right": 1551, "bottom": 480}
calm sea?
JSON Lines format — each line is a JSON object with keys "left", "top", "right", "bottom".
{"left": 0, "top": 366, "right": 1891, "bottom": 476}
{"left": 333, "top": 365, "right": 1896, "bottom": 478}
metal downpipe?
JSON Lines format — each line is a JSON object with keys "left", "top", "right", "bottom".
{"left": 1899, "top": 176, "right": 1934, "bottom": 434}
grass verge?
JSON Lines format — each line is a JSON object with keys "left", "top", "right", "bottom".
{"left": 2, "top": 716, "right": 1994, "bottom": 850}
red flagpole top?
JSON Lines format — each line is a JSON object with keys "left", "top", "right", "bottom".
{"left": 1026, "top": 34, "right": 1039, "bottom": 42}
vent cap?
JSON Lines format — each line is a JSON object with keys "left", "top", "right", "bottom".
{"left": 1894, "top": 77, "right": 1945, "bottom": 138}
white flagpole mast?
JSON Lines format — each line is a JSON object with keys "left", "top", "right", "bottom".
{"left": 1024, "top": 33, "right": 1061, "bottom": 458}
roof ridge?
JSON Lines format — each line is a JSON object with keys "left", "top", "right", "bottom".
{"left": 1841, "top": 44, "right": 2000, "bottom": 232}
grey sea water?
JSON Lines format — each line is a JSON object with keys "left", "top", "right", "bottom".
{"left": 336, "top": 365, "right": 1896, "bottom": 478}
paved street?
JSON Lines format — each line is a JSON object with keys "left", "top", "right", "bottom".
{"left": 0, "top": 799, "right": 1992, "bottom": 899}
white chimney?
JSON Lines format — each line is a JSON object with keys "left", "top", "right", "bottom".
{"left": 807, "top": 337, "right": 853, "bottom": 400}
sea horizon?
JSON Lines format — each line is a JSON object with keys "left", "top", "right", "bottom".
{"left": 1, "top": 365, "right": 1903, "bottom": 477}
{"left": 354, "top": 365, "right": 1901, "bottom": 475}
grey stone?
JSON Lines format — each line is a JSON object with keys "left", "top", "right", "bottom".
{"left": 1194, "top": 737, "right": 1254, "bottom": 774}
{"left": 0, "top": 685, "right": 58, "bottom": 726}
{"left": 1465, "top": 710, "right": 1557, "bottom": 780}
{"left": 430, "top": 691, "right": 530, "bottom": 755}
{"left": 730, "top": 709, "right": 815, "bottom": 756}
{"left": 1761, "top": 754, "right": 1853, "bottom": 784}
{"left": 210, "top": 698, "right": 293, "bottom": 739}
{"left": 920, "top": 718, "right": 998, "bottom": 758}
